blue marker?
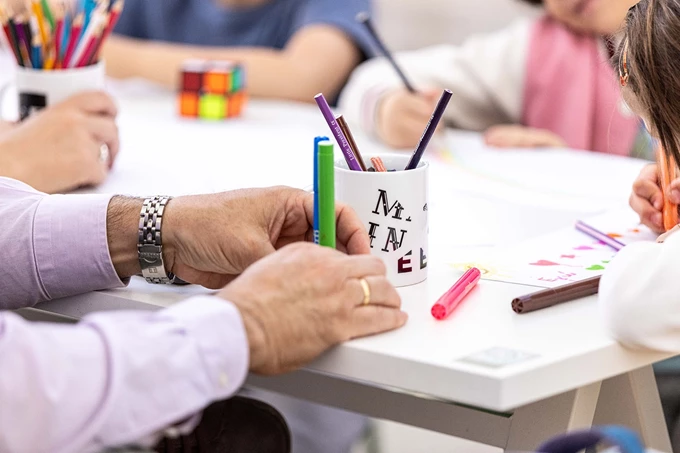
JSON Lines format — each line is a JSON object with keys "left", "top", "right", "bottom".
{"left": 313, "top": 136, "right": 328, "bottom": 244}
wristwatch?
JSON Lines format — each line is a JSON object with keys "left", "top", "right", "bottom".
{"left": 138, "top": 196, "right": 176, "bottom": 284}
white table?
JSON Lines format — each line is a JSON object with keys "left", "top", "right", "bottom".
{"left": 31, "top": 86, "right": 675, "bottom": 451}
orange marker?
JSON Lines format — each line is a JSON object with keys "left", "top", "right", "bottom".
{"left": 658, "top": 145, "right": 679, "bottom": 232}
{"left": 371, "top": 156, "right": 387, "bottom": 172}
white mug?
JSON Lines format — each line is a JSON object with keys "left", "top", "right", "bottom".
{"left": 335, "top": 155, "right": 429, "bottom": 287}
{"left": 1, "top": 61, "right": 105, "bottom": 121}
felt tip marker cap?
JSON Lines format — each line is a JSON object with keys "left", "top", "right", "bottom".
{"left": 431, "top": 267, "right": 481, "bottom": 320}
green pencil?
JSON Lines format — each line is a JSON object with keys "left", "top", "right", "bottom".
{"left": 318, "top": 141, "right": 336, "bottom": 248}
{"left": 40, "top": 0, "right": 55, "bottom": 30}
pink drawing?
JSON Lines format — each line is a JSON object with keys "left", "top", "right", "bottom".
{"left": 561, "top": 254, "right": 576, "bottom": 259}
{"left": 530, "top": 260, "right": 560, "bottom": 266}
{"left": 574, "top": 246, "right": 593, "bottom": 251}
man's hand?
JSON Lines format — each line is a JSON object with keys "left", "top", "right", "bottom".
{"left": 629, "top": 164, "right": 666, "bottom": 233}
{"left": 107, "top": 187, "right": 370, "bottom": 286}
{"left": 0, "top": 92, "right": 119, "bottom": 193}
{"left": 219, "top": 243, "right": 407, "bottom": 375}
{"left": 484, "top": 124, "right": 567, "bottom": 148}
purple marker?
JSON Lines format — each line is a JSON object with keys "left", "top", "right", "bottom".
{"left": 405, "top": 89, "right": 453, "bottom": 171}
{"left": 575, "top": 221, "right": 626, "bottom": 251}
{"left": 314, "top": 93, "right": 362, "bottom": 171}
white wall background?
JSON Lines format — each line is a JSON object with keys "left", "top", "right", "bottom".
{"left": 374, "top": 0, "right": 542, "bottom": 50}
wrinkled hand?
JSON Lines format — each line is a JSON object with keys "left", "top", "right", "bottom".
{"left": 628, "top": 163, "right": 680, "bottom": 233}
{"left": 219, "top": 243, "right": 407, "bottom": 375}
{"left": 484, "top": 124, "right": 566, "bottom": 148}
{"left": 376, "top": 88, "right": 442, "bottom": 149}
{"left": 163, "top": 187, "right": 369, "bottom": 288}
{"left": 0, "top": 92, "right": 119, "bottom": 193}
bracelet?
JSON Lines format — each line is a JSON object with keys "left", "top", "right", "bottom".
{"left": 138, "top": 196, "right": 176, "bottom": 284}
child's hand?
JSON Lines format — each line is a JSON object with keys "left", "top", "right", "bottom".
{"left": 484, "top": 125, "right": 567, "bottom": 148}
{"left": 629, "top": 164, "right": 665, "bottom": 233}
{"left": 376, "top": 89, "right": 442, "bottom": 149}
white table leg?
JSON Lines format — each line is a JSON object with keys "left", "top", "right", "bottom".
{"left": 592, "top": 367, "right": 671, "bottom": 452}
{"left": 504, "top": 382, "right": 601, "bottom": 451}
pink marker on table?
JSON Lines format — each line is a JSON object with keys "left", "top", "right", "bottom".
{"left": 431, "top": 268, "right": 481, "bottom": 320}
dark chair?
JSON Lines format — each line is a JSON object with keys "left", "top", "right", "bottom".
{"left": 155, "top": 396, "right": 292, "bottom": 453}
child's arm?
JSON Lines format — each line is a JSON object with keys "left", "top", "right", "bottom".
{"left": 339, "top": 20, "right": 532, "bottom": 145}
{"left": 600, "top": 230, "right": 680, "bottom": 352}
{"left": 103, "top": 24, "right": 362, "bottom": 102}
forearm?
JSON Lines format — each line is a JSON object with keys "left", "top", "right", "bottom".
{"left": 0, "top": 296, "right": 248, "bottom": 453}
{"left": 104, "top": 30, "right": 357, "bottom": 102}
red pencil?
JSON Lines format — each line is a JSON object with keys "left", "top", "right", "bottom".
{"left": 62, "top": 12, "right": 82, "bottom": 68}
{"left": 54, "top": 9, "right": 63, "bottom": 68}
{"left": 93, "top": 0, "right": 123, "bottom": 61}
{"left": 76, "top": 21, "right": 103, "bottom": 67}
{"left": 371, "top": 156, "right": 387, "bottom": 172}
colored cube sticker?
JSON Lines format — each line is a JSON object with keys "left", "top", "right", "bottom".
{"left": 179, "top": 92, "right": 199, "bottom": 117}
{"left": 199, "top": 94, "right": 227, "bottom": 120}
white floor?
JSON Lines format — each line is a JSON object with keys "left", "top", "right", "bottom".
{"left": 357, "top": 420, "right": 502, "bottom": 453}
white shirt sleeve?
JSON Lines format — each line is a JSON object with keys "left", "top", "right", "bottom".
{"left": 600, "top": 232, "right": 680, "bottom": 352}
{"left": 338, "top": 19, "right": 532, "bottom": 135}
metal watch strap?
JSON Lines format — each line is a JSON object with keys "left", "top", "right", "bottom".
{"left": 138, "top": 196, "right": 176, "bottom": 284}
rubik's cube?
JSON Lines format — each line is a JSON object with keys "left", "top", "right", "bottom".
{"left": 179, "top": 60, "right": 248, "bottom": 120}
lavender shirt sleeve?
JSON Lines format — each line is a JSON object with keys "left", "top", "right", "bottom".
{"left": 0, "top": 296, "right": 249, "bottom": 453}
{"left": 0, "top": 177, "right": 250, "bottom": 451}
{"left": 0, "top": 177, "right": 124, "bottom": 309}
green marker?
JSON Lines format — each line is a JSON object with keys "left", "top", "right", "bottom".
{"left": 318, "top": 141, "right": 336, "bottom": 248}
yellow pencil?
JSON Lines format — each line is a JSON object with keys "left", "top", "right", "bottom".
{"left": 30, "top": 0, "right": 49, "bottom": 51}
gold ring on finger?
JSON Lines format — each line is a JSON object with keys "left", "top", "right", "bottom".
{"left": 359, "top": 278, "right": 371, "bottom": 306}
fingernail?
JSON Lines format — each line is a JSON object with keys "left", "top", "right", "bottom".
{"left": 670, "top": 189, "right": 680, "bottom": 204}
{"left": 654, "top": 212, "right": 663, "bottom": 226}
{"left": 399, "top": 311, "right": 409, "bottom": 324}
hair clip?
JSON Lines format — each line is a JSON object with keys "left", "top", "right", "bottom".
{"left": 619, "top": 37, "right": 630, "bottom": 87}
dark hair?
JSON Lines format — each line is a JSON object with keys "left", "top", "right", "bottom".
{"left": 519, "top": 0, "right": 543, "bottom": 5}
{"left": 623, "top": 0, "right": 680, "bottom": 167}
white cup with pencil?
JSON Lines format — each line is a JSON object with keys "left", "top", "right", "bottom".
{"left": 0, "top": 0, "right": 123, "bottom": 120}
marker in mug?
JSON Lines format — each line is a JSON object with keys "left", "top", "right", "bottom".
{"left": 431, "top": 267, "right": 481, "bottom": 320}
{"left": 314, "top": 93, "right": 362, "bottom": 171}
{"left": 405, "top": 89, "right": 453, "bottom": 171}
{"left": 313, "top": 136, "right": 328, "bottom": 245}
{"left": 318, "top": 141, "right": 336, "bottom": 248}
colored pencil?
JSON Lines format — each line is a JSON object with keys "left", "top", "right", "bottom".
{"left": 512, "top": 276, "right": 601, "bottom": 314}
{"left": 14, "top": 16, "right": 32, "bottom": 68}
{"left": 356, "top": 11, "right": 416, "bottom": 93}
{"left": 62, "top": 12, "right": 82, "bottom": 68}
{"left": 313, "top": 136, "right": 329, "bottom": 245}
{"left": 314, "top": 93, "right": 363, "bottom": 171}
{"left": 31, "top": 33, "right": 43, "bottom": 69}
{"left": 575, "top": 220, "right": 626, "bottom": 252}
{"left": 658, "top": 145, "right": 679, "bottom": 232}
{"left": 318, "top": 141, "right": 336, "bottom": 248}
{"left": 93, "top": 0, "right": 122, "bottom": 61}
{"left": 0, "top": 7, "right": 22, "bottom": 66}
{"left": 405, "top": 89, "right": 453, "bottom": 170}
{"left": 6, "top": 16, "right": 24, "bottom": 66}
{"left": 54, "top": 9, "right": 63, "bottom": 68}
{"left": 30, "top": 0, "right": 49, "bottom": 53}
{"left": 40, "top": 0, "right": 55, "bottom": 30}
{"left": 371, "top": 156, "right": 387, "bottom": 172}
{"left": 336, "top": 115, "right": 367, "bottom": 171}
{"left": 75, "top": 18, "right": 103, "bottom": 67}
